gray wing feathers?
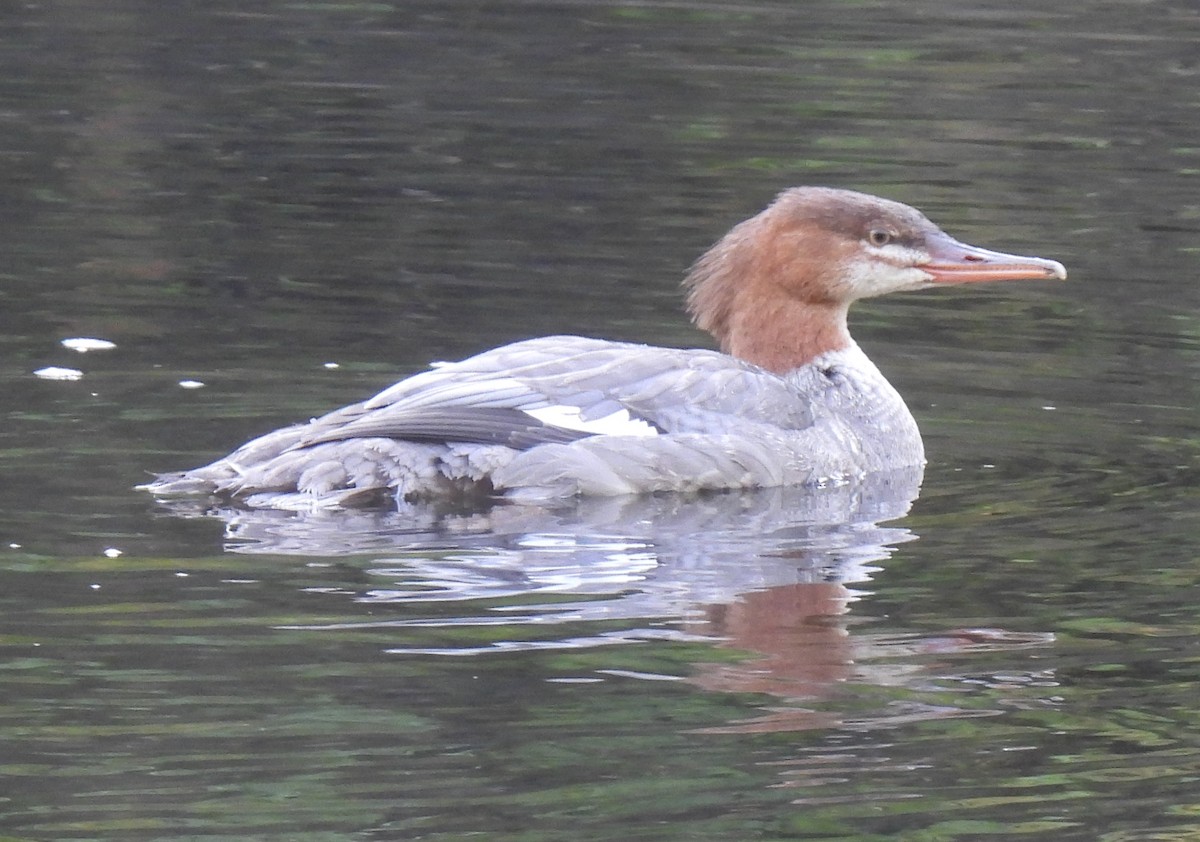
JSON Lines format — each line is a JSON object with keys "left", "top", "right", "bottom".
{"left": 301, "top": 407, "right": 592, "bottom": 449}
{"left": 142, "top": 336, "right": 817, "bottom": 504}
{"left": 359, "top": 336, "right": 813, "bottom": 434}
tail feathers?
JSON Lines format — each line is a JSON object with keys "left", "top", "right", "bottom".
{"left": 140, "top": 439, "right": 519, "bottom": 506}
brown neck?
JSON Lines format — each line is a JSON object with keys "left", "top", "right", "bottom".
{"left": 684, "top": 196, "right": 857, "bottom": 375}
{"left": 722, "top": 295, "right": 852, "bottom": 374}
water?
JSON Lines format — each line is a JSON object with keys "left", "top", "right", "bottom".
{"left": 2, "top": 0, "right": 1199, "bottom": 839}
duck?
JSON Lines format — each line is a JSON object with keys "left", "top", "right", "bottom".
{"left": 141, "top": 187, "right": 1066, "bottom": 509}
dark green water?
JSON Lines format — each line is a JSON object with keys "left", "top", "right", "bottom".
{"left": 2, "top": 1, "right": 1199, "bottom": 839}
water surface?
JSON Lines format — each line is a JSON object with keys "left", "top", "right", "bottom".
{"left": 2, "top": 1, "right": 1200, "bottom": 839}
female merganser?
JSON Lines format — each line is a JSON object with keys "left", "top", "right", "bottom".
{"left": 142, "top": 187, "right": 1065, "bottom": 509}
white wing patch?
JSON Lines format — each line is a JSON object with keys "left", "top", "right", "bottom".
{"left": 525, "top": 405, "right": 659, "bottom": 437}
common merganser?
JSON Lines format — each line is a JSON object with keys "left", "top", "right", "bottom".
{"left": 141, "top": 187, "right": 1066, "bottom": 509}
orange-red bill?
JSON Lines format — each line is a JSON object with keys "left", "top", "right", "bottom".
{"left": 924, "top": 230, "right": 1067, "bottom": 284}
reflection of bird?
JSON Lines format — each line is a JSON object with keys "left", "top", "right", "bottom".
{"left": 142, "top": 187, "right": 1064, "bottom": 509}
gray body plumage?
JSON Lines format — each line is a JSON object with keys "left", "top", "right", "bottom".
{"left": 142, "top": 335, "right": 924, "bottom": 509}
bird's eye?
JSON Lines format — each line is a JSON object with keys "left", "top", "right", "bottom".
{"left": 868, "top": 229, "right": 893, "bottom": 247}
